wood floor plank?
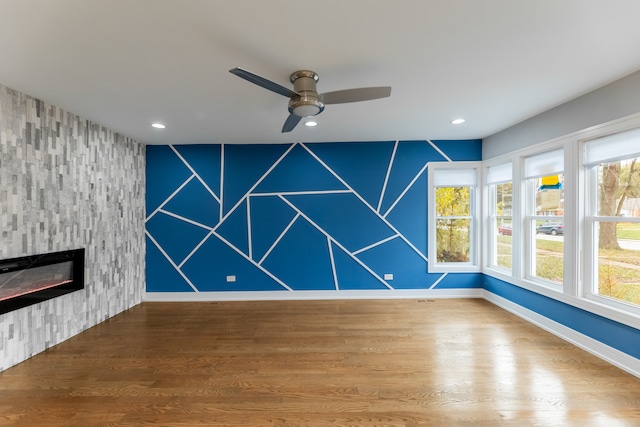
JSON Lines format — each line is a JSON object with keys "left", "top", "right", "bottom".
{"left": 1, "top": 299, "right": 640, "bottom": 426}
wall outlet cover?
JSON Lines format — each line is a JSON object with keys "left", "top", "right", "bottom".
{"left": 226, "top": 275, "right": 236, "bottom": 283}
{"left": 384, "top": 274, "right": 393, "bottom": 280}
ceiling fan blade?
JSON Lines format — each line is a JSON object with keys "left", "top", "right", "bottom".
{"left": 229, "top": 67, "right": 298, "bottom": 98}
{"left": 281, "top": 114, "right": 302, "bottom": 133}
{"left": 321, "top": 87, "right": 391, "bottom": 104}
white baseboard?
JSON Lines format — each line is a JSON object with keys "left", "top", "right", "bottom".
{"left": 483, "top": 290, "right": 640, "bottom": 379}
{"left": 143, "top": 288, "right": 483, "bottom": 302}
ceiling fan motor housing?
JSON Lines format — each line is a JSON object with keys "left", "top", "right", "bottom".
{"left": 288, "top": 70, "right": 325, "bottom": 117}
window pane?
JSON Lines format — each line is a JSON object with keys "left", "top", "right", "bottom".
{"left": 496, "top": 219, "right": 512, "bottom": 270}
{"left": 534, "top": 224, "right": 564, "bottom": 284}
{"left": 596, "top": 158, "right": 640, "bottom": 217}
{"left": 592, "top": 157, "right": 640, "bottom": 304}
{"left": 497, "top": 182, "right": 513, "bottom": 217}
{"left": 536, "top": 174, "right": 564, "bottom": 216}
{"left": 492, "top": 182, "right": 513, "bottom": 271}
{"left": 529, "top": 174, "right": 564, "bottom": 285}
{"left": 594, "top": 222, "right": 640, "bottom": 306}
{"left": 435, "top": 187, "right": 470, "bottom": 216}
{"left": 436, "top": 219, "right": 470, "bottom": 262}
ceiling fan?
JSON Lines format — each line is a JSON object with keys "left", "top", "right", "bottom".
{"left": 229, "top": 67, "right": 391, "bottom": 133}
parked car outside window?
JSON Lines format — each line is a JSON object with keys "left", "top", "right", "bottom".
{"left": 498, "top": 224, "right": 512, "bottom": 235}
{"left": 536, "top": 222, "right": 564, "bottom": 235}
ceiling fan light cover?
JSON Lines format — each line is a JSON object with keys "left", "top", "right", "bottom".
{"left": 288, "top": 95, "right": 325, "bottom": 117}
{"left": 293, "top": 104, "right": 321, "bottom": 117}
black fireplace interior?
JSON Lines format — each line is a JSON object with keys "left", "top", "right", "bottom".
{"left": 0, "top": 249, "right": 84, "bottom": 315}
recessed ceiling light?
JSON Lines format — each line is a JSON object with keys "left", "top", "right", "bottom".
{"left": 450, "top": 118, "right": 465, "bottom": 125}
{"left": 304, "top": 121, "right": 317, "bottom": 127}
{"left": 151, "top": 123, "right": 166, "bottom": 129}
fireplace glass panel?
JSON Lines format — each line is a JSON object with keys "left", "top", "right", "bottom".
{"left": 0, "top": 249, "right": 84, "bottom": 314}
{"left": 0, "top": 261, "right": 73, "bottom": 302}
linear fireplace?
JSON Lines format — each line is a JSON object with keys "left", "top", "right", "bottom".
{"left": 0, "top": 249, "right": 85, "bottom": 315}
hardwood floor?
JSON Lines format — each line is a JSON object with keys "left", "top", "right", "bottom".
{"left": 1, "top": 298, "right": 640, "bottom": 426}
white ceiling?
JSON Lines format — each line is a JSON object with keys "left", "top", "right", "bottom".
{"left": 2, "top": 0, "right": 640, "bottom": 145}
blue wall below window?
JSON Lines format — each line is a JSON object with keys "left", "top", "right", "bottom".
{"left": 145, "top": 140, "right": 482, "bottom": 293}
{"left": 484, "top": 275, "right": 640, "bottom": 360}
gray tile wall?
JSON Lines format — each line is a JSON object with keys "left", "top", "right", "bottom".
{"left": 0, "top": 84, "right": 145, "bottom": 372}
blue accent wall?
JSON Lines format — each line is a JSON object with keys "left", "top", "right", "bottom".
{"left": 145, "top": 140, "right": 482, "bottom": 292}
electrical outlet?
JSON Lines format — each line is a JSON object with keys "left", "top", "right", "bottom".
{"left": 226, "top": 275, "right": 236, "bottom": 283}
{"left": 384, "top": 273, "right": 393, "bottom": 280}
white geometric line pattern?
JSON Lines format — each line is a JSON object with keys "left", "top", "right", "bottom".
{"left": 219, "top": 143, "right": 296, "bottom": 224}
{"left": 426, "top": 139, "right": 452, "bottom": 162}
{"left": 246, "top": 196, "right": 253, "bottom": 260}
{"left": 170, "top": 145, "right": 220, "bottom": 204}
{"left": 219, "top": 144, "right": 225, "bottom": 223}
{"left": 258, "top": 212, "right": 300, "bottom": 266}
{"left": 179, "top": 231, "right": 211, "bottom": 269}
{"left": 352, "top": 235, "right": 400, "bottom": 256}
{"left": 145, "top": 140, "right": 482, "bottom": 292}
{"left": 382, "top": 163, "right": 429, "bottom": 219}
{"left": 211, "top": 229, "right": 293, "bottom": 291}
{"left": 146, "top": 174, "right": 196, "bottom": 221}
{"left": 145, "top": 230, "right": 199, "bottom": 292}
{"left": 159, "top": 209, "right": 213, "bottom": 231}
{"left": 277, "top": 195, "right": 393, "bottom": 290}
{"left": 328, "top": 235, "right": 339, "bottom": 290}
{"left": 378, "top": 140, "right": 399, "bottom": 213}
{"left": 429, "top": 272, "right": 448, "bottom": 290}
{"left": 300, "top": 143, "right": 429, "bottom": 263}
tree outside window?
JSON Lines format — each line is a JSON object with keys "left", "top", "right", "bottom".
{"left": 435, "top": 186, "right": 471, "bottom": 262}
{"left": 429, "top": 165, "right": 479, "bottom": 272}
{"left": 594, "top": 158, "right": 640, "bottom": 305}
{"left": 585, "top": 128, "right": 640, "bottom": 307}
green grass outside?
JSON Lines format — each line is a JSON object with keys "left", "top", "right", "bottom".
{"left": 617, "top": 222, "right": 640, "bottom": 240}
{"left": 535, "top": 239, "right": 562, "bottom": 251}
{"left": 495, "top": 234, "right": 640, "bottom": 305}
{"left": 599, "top": 261, "right": 640, "bottom": 304}
{"left": 496, "top": 235, "right": 512, "bottom": 270}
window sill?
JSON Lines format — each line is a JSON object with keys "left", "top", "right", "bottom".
{"left": 429, "top": 263, "right": 481, "bottom": 273}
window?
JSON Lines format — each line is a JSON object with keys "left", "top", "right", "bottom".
{"left": 487, "top": 162, "right": 513, "bottom": 272}
{"left": 524, "top": 149, "right": 564, "bottom": 286}
{"left": 584, "top": 127, "right": 640, "bottom": 308}
{"left": 481, "top": 115, "right": 640, "bottom": 329}
{"left": 429, "top": 164, "right": 480, "bottom": 272}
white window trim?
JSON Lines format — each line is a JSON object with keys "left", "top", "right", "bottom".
{"left": 484, "top": 161, "right": 513, "bottom": 274}
{"left": 428, "top": 161, "right": 481, "bottom": 273}
{"left": 581, "top": 132, "right": 640, "bottom": 318}
{"left": 484, "top": 137, "right": 573, "bottom": 296}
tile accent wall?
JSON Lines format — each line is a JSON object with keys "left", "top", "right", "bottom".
{"left": 0, "top": 85, "right": 145, "bottom": 372}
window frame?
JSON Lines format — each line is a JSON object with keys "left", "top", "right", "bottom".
{"left": 582, "top": 129, "right": 640, "bottom": 316}
{"left": 485, "top": 162, "right": 514, "bottom": 274}
{"left": 523, "top": 166, "right": 565, "bottom": 289}
{"left": 428, "top": 162, "right": 481, "bottom": 273}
